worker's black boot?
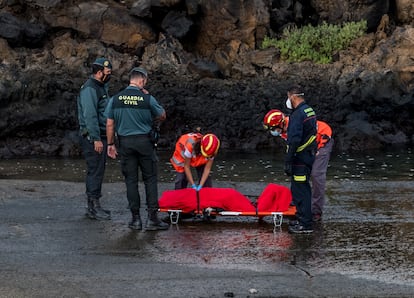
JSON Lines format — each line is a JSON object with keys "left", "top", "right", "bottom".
{"left": 145, "top": 209, "right": 169, "bottom": 231}
{"left": 128, "top": 211, "right": 142, "bottom": 230}
{"left": 85, "top": 198, "right": 96, "bottom": 219}
{"left": 93, "top": 198, "right": 111, "bottom": 220}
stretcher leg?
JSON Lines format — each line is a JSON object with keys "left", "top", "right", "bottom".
{"left": 167, "top": 210, "right": 182, "bottom": 225}
{"left": 271, "top": 212, "right": 283, "bottom": 228}
{"left": 160, "top": 208, "right": 286, "bottom": 228}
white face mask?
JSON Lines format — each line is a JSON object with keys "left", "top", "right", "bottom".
{"left": 270, "top": 130, "right": 281, "bottom": 137}
{"left": 285, "top": 98, "right": 293, "bottom": 110}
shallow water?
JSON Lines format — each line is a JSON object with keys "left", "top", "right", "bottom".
{"left": 0, "top": 147, "right": 413, "bottom": 182}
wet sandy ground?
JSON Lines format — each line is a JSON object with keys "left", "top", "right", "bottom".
{"left": 0, "top": 179, "right": 413, "bottom": 297}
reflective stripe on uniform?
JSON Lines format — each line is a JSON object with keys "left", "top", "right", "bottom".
{"left": 297, "top": 135, "right": 316, "bottom": 152}
{"left": 293, "top": 175, "right": 307, "bottom": 182}
{"left": 170, "top": 135, "right": 198, "bottom": 168}
{"left": 171, "top": 156, "right": 184, "bottom": 168}
{"left": 304, "top": 107, "right": 316, "bottom": 117}
{"left": 170, "top": 133, "right": 206, "bottom": 172}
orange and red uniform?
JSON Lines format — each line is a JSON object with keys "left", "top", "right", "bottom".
{"left": 315, "top": 120, "right": 332, "bottom": 149}
{"left": 170, "top": 133, "right": 210, "bottom": 173}
{"left": 281, "top": 118, "right": 332, "bottom": 149}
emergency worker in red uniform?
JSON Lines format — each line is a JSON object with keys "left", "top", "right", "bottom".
{"left": 263, "top": 109, "right": 333, "bottom": 222}
{"left": 311, "top": 120, "right": 333, "bottom": 221}
{"left": 263, "top": 86, "right": 317, "bottom": 234}
{"left": 170, "top": 133, "right": 220, "bottom": 191}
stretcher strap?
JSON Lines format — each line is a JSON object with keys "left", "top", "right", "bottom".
{"left": 196, "top": 191, "right": 200, "bottom": 214}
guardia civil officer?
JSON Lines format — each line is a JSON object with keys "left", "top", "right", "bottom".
{"left": 284, "top": 86, "right": 317, "bottom": 234}
{"left": 105, "top": 67, "right": 168, "bottom": 231}
{"left": 77, "top": 57, "right": 113, "bottom": 220}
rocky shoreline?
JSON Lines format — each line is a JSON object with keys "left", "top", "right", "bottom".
{"left": 0, "top": 1, "right": 413, "bottom": 158}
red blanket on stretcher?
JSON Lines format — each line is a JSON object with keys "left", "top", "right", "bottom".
{"left": 158, "top": 183, "right": 292, "bottom": 214}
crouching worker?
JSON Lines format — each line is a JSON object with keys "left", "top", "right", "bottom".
{"left": 105, "top": 67, "right": 168, "bottom": 231}
{"left": 170, "top": 133, "right": 220, "bottom": 191}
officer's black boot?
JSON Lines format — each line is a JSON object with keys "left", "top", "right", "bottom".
{"left": 128, "top": 211, "right": 142, "bottom": 230}
{"left": 145, "top": 209, "right": 169, "bottom": 231}
{"left": 85, "top": 198, "right": 96, "bottom": 219}
{"left": 93, "top": 198, "right": 111, "bottom": 220}
{"left": 94, "top": 198, "right": 111, "bottom": 215}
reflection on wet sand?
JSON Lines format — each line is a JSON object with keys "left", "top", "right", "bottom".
{"left": 152, "top": 224, "right": 294, "bottom": 268}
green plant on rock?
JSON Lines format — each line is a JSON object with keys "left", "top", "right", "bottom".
{"left": 262, "top": 20, "right": 367, "bottom": 64}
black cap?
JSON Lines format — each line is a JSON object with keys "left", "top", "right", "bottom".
{"left": 93, "top": 58, "right": 112, "bottom": 69}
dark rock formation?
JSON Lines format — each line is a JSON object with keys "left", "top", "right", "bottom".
{"left": 0, "top": 0, "right": 413, "bottom": 158}
{"left": 310, "top": 0, "right": 390, "bottom": 30}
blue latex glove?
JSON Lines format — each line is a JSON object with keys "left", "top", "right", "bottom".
{"left": 196, "top": 185, "right": 202, "bottom": 191}
{"left": 191, "top": 184, "right": 197, "bottom": 190}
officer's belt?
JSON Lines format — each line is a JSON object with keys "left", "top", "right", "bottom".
{"left": 118, "top": 134, "right": 149, "bottom": 139}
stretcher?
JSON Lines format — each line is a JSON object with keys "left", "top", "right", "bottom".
{"left": 159, "top": 205, "right": 297, "bottom": 228}
{"left": 158, "top": 184, "right": 296, "bottom": 228}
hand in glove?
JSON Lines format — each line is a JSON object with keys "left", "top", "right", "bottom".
{"left": 196, "top": 185, "right": 202, "bottom": 191}
{"left": 284, "top": 162, "right": 292, "bottom": 176}
{"left": 191, "top": 184, "right": 197, "bottom": 190}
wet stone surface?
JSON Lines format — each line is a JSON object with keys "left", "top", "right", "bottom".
{"left": 0, "top": 179, "right": 413, "bottom": 297}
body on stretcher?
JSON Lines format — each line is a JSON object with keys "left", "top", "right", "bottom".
{"left": 158, "top": 184, "right": 295, "bottom": 228}
{"left": 159, "top": 205, "right": 297, "bottom": 228}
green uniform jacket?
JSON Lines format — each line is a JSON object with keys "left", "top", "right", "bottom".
{"left": 105, "top": 86, "right": 165, "bottom": 136}
{"left": 77, "top": 77, "right": 110, "bottom": 141}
